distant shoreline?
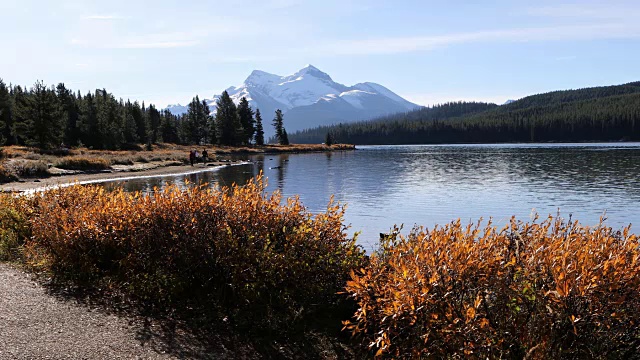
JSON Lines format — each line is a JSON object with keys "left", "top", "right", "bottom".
{"left": 0, "top": 161, "right": 233, "bottom": 193}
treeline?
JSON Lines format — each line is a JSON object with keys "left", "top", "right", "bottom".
{"left": 289, "top": 81, "right": 640, "bottom": 144}
{"left": 0, "top": 79, "right": 288, "bottom": 149}
{"left": 289, "top": 102, "right": 497, "bottom": 144}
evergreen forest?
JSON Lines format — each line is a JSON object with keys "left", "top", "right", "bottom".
{"left": 289, "top": 81, "right": 640, "bottom": 144}
{"left": 0, "top": 80, "right": 287, "bottom": 150}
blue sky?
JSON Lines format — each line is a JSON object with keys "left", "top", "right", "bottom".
{"left": 2, "top": 0, "right": 640, "bottom": 107}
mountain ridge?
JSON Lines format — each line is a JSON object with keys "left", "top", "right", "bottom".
{"left": 166, "top": 65, "right": 420, "bottom": 136}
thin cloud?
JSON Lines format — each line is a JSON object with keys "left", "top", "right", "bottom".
{"left": 116, "top": 40, "right": 200, "bottom": 49}
{"left": 266, "top": 0, "right": 301, "bottom": 9}
{"left": 311, "top": 24, "right": 640, "bottom": 56}
{"left": 82, "top": 15, "right": 124, "bottom": 20}
{"left": 528, "top": 4, "right": 640, "bottom": 19}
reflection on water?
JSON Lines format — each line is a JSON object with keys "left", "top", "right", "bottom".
{"left": 101, "top": 143, "right": 640, "bottom": 250}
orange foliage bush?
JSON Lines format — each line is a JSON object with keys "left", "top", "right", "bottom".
{"left": 0, "top": 195, "right": 30, "bottom": 260}
{"left": 22, "top": 175, "right": 365, "bottom": 329}
{"left": 344, "top": 217, "right": 640, "bottom": 359}
{"left": 55, "top": 156, "right": 111, "bottom": 170}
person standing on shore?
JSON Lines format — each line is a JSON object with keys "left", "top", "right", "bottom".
{"left": 189, "top": 150, "right": 195, "bottom": 166}
{"left": 202, "top": 149, "right": 208, "bottom": 164}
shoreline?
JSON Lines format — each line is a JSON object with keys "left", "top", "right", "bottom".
{"left": 0, "top": 161, "right": 240, "bottom": 193}
{"left": 0, "top": 143, "right": 356, "bottom": 193}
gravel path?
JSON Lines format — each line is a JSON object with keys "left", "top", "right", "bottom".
{"left": 0, "top": 263, "right": 176, "bottom": 359}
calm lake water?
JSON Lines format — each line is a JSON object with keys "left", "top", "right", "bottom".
{"left": 103, "top": 143, "right": 640, "bottom": 250}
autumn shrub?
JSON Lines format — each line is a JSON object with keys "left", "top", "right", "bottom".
{"left": 0, "top": 162, "right": 17, "bottom": 183}
{"left": 344, "top": 217, "right": 640, "bottom": 359}
{"left": 55, "top": 156, "right": 111, "bottom": 171}
{"left": 0, "top": 195, "right": 30, "bottom": 261}
{"left": 22, "top": 175, "right": 365, "bottom": 330}
{"left": 4, "top": 159, "right": 50, "bottom": 177}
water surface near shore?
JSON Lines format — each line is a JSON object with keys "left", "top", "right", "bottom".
{"left": 102, "top": 143, "right": 640, "bottom": 250}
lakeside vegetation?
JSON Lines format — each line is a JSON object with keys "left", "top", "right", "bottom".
{"left": 289, "top": 81, "right": 640, "bottom": 144}
{"left": 2, "top": 177, "right": 640, "bottom": 358}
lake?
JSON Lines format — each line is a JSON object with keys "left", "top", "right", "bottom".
{"left": 103, "top": 143, "right": 640, "bottom": 250}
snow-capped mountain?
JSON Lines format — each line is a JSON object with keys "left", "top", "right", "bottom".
{"left": 166, "top": 65, "right": 420, "bottom": 136}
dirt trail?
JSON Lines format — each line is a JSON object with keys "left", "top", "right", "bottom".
{"left": 0, "top": 263, "right": 176, "bottom": 359}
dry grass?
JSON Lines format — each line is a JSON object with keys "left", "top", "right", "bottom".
{"left": 3, "top": 159, "right": 50, "bottom": 178}
{"left": 0, "top": 163, "right": 18, "bottom": 184}
{"left": 55, "top": 157, "right": 112, "bottom": 171}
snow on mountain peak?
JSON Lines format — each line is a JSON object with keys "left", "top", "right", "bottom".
{"left": 290, "top": 64, "right": 333, "bottom": 81}
{"left": 165, "top": 65, "right": 420, "bottom": 138}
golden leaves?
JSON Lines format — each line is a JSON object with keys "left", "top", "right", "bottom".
{"left": 16, "top": 173, "right": 366, "bottom": 332}
{"left": 344, "top": 216, "right": 640, "bottom": 358}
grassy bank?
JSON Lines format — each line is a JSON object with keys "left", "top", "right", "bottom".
{"left": 2, "top": 180, "right": 639, "bottom": 358}
{"left": 0, "top": 143, "right": 355, "bottom": 185}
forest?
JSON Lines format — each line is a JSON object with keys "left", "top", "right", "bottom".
{"left": 0, "top": 79, "right": 289, "bottom": 150}
{"left": 289, "top": 81, "right": 640, "bottom": 144}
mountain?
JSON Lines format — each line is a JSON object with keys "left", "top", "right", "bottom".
{"left": 502, "top": 99, "right": 516, "bottom": 105}
{"left": 165, "top": 65, "right": 420, "bottom": 137}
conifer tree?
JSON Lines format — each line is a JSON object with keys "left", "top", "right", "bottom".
{"left": 272, "top": 109, "right": 289, "bottom": 145}
{"left": 15, "top": 81, "right": 64, "bottom": 149}
{"left": 147, "top": 104, "right": 161, "bottom": 144}
{"left": 237, "top": 97, "right": 255, "bottom": 145}
{"left": 0, "top": 79, "right": 12, "bottom": 146}
{"left": 56, "top": 83, "right": 81, "bottom": 146}
{"left": 202, "top": 99, "right": 214, "bottom": 145}
{"left": 325, "top": 132, "right": 334, "bottom": 146}
{"left": 254, "top": 108, "right": 265, "bottom": 146}
{"left": 160, "top": 109, "right": 180, "bottom": 144}
{"left": 79, "top": 92, "right": 99, "bottom": 147}
{"left": 215, "top": 91, "right": 240, "bottom": 145}
{"left": 123, "top": 101, "right": 140, "bottom": 144}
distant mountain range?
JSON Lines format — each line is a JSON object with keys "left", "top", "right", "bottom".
{"left": 165, "top": 65, "right": 420, "bottom": 136}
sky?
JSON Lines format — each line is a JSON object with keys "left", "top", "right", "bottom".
{"left": 2, "top": 0, "right": 640, "bottom": 108}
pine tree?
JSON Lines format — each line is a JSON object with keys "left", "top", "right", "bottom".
{"left": 133, "top": 101, "right": 147, "bottom": 144}
{"left": 272, "top": 109, "right": 289, "bottom": 145}
{"left": 325, "top": 131, "right": 334, "bottom": 146}
{"left": 56, "top": 83, "right": 81, "bottom": 147}
{"left": 0, "top": 79, "right": 12, "bottom": 146}
{"left": 215, "top": 91, "right": 241, "bottom": 145}
{"left": 160, "top": 109, "right": 180, "bottom": 144}
{"left": 237, "top": 97, "right": 255, "bottom": 145}
{"left": 78, "top": 92, "right": 99, "bottom": 148}
{"left": 15, "top": 81, "right": 64, "bottom": 149}
{"left": 147, "top": 104, "right": 161, "bottom": 145}
{"left": 202, "top": 99, "right": 214, "bottom": 145}
{"left": 123, "top": 101, "right": 140, "bottom": 144}
{"left": 185, "top": 96, "right": 211, "bottom": 145}
{"left": 254, "top": 108, "right": 265, "bottom": 146}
